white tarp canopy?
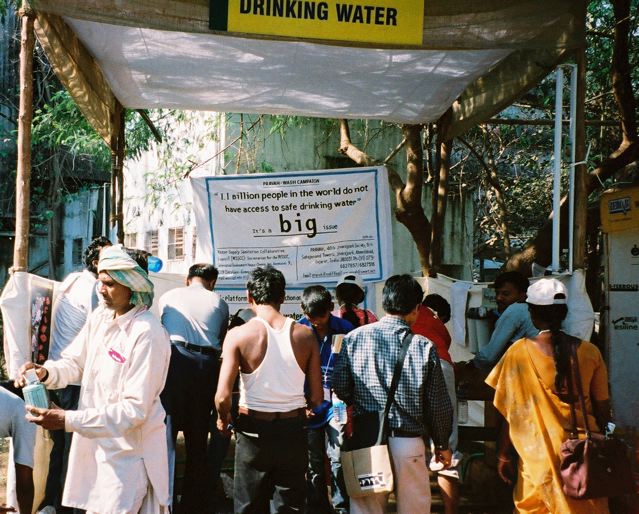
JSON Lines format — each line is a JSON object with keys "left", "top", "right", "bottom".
{"left": 66, "top": 18, "right": 510, "bottom": 124}
{"left": 29, "top": 0, "right": 585, "bottom": 148}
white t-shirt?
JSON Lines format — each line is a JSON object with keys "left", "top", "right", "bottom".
{"left": 49, "top": 270, "right": 98, "bottom": 361}
{"left": 0, "top": 387, "right": 36, "bottom": 468}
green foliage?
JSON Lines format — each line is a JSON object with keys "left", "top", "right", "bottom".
{"left": 32, "top": 90, "right": 111, "bottom": 169}
{"left": 31, "top": 90, "right": 162, "bottom": 170}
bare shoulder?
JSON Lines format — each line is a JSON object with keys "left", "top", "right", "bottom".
{"left": 291, "top": 322, "right": 316, "bottom": 346}
{"left": 225, "top": 319, "right": 263, "bottom": 347}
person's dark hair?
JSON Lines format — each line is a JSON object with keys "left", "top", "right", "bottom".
{"left": 247, "top": 265, "right": 286, "bottom": 306}
{"left": 382, "top": 275, "right": 423, "bottom": 315}
{"left": 494, "top": 271, "right": 529, "bottom": 293}
{"left": 336, "top": 281, "right": 366, "bottom": 326}
{"left": 188, "top": 263, "right": 219, "bottom": 282}
{"left": 422, "top": 294, "right": 451, "bottom": 323}
{"left": 83, "top": 236, "right": 112, "bottom": 273}
{"left": 301, "top": 285, "right": 333, "bottom": 318}
{"left": 528, "top": 302, "right": 572, "bottom": 397}
{"left": 336, "top": 282, "right": 365, "bottom": 307}
{"left": 124, "top": 247, "right": 149, "bottom": 273}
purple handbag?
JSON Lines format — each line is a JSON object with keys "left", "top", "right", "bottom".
{"left": 559, "top": 343, "right": 634, "bottom": 499}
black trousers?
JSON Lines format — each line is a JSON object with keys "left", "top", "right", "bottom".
{"left": 234, "top": 415, "right": 308, "bottom": 514}
{"left": 160, "top": 343, "right": 220, "bottom": 514}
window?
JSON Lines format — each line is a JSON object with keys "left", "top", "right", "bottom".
{"left": 192, "top": 232, "right": 197, "bottom": 259}
{"left": 72, "top": 238, "right": 83, "bottom": 266}
{"left": 56, "top": 239, "right": 65, "bottom": 267}
{"left": 146, "top": 230, "right": 159, "bottom": 256}
{"left": 168, "top": 227, "right": 184, "bottom": 260}
{"left": 124, "top": 232, "right": 138, "bottom": 248}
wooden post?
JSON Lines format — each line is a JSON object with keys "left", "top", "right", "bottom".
{"left": 13, "top": 5, "right": 36, "bottom": 272}
{"left": 573, "top": 48, "right": 587, "bottom": 269}
{"left": 110, "top": 152, "right": 117, "bottom": 232}
{"left": 109, "top": 105, "right": 126, "bottom": 244}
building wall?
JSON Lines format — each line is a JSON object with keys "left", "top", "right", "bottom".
{"left": 123, "top": 113, "right": 474, "bottom": 280}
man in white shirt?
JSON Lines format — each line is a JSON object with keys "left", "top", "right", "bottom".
{"left": 0, "top": 386, "right": 36, "bottom": 514}
{"left": 159, "top": 263, "right": 229, "bottom": 514}
{"left": 16, "top": 245, "right": 171, "bottom": 514}
{"left": 38, "top": 236, "right": 110, "bottom": 514}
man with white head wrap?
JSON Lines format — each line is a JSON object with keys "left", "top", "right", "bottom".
{"left": 16, "top": 245, "right": 171, "bottom": 514}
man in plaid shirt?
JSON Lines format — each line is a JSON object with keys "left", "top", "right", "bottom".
{"left": 333, "top": 274, "right": 453, "bottom": 514}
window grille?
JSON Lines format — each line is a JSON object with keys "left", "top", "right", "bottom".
{"left": 168, "top": 227, "right": 185, "bottom": 260}
{"left": 146, "top": 230, "right": 159, "bottom": 256}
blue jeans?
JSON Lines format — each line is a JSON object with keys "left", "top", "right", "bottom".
{"left": 307, "top": 415, "right": 349, "bottom": 514}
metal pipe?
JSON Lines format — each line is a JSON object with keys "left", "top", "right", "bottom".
{"left": 552, "top": 67, "right": 563, "bottom": 272}
{"left": 568, "top": 64, "right": 577, "bottom": 274}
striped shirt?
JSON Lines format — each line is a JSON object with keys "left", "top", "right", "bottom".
{"left": 333, "top": 315, "right": 453, "bottom": 447}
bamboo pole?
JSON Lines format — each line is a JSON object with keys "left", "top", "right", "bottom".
{"left": 573, "top": 48, "right": 588, "bottom": 269}
{"left": 109, "top": 106, "right": 126, "bottom": 244}
{"left": 110, "top": 152, "right": 117, "bottom": 232}
{"left": 13, "top": 5, "right": 36, "bottom": 272}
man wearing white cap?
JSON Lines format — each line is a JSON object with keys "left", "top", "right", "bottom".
{"left": 16, "top": 245, "right": 171, "bottom": 514}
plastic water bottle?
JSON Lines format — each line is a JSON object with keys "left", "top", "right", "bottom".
{"left": 333, "top": 399, "right": 347, "bottom": 424}
{"left": 23, "top": 368, "right": 49, "bottom": 409}
{"left": 147, "top": 255, "right": 163, "bottom": 273}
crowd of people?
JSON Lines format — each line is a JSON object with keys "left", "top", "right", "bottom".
{"left": 0, "top": 236, "right": 615, "bottom": 514}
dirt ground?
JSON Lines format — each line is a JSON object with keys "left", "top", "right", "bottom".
{"left": 1, "top": 438, "right": 8, "bottom": 505}
{"left": 1, "top": 435, "right": 512, "bottom": 513}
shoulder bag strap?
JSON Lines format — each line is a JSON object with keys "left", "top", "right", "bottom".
{"left": 569, "top": 340, "right": 592, "bottom": 438}
{"left": 381, "top": 332, "right": 414, "bottom": 432}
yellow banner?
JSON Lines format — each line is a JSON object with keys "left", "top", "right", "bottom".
{"left": 219, "top": 0, "right": 424, "bottom": 46}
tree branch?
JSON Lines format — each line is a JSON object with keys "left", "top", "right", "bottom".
{"left": 338, "top": 119, "right": 376, "bottom": 166}
{"left": 337, "top": 119, "right": 405, "bottom": 194}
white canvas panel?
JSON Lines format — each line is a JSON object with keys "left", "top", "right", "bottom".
{"left": 65, "top": 17, "right": 510, "bottom": 123}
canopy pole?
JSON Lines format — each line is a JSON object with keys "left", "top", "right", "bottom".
{"left": 568, "top": 64, "right": 577, "bottom": 274}
{"left": 109, "top": 106, "right": 125, "bottom": 244}
{"left": 13, "top": 4, "right": 36, "bottom": 272}
{"left": 551, "top": 67, "right": 564, "bottom": 272}
{"left": 573, "top": 48, "right": 588, "bottom": 269}
{"left": 116, "top": 108, "right": 125, "bottom": 244}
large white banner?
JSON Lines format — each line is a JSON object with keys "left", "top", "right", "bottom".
{"left": 191, "top": 167, "right": 393, "bottom": 285}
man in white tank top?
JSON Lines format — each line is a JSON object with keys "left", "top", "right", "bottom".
{"left": 215, "top": 265, "right": 322, "bottom": 514}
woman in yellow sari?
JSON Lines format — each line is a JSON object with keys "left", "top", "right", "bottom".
{"left": 486, "top": 278, "right": 611, "bottom": 514}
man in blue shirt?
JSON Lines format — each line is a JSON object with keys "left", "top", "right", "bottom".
{"left": 299, "top": 285, "right": 354, "bottom": 514}
{"left": 470, "top": 271, "right": 537, "bottom": 371}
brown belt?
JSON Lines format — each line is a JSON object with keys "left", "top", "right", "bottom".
{"left": 238, "top": 406, "right": 306, "bottom": 421}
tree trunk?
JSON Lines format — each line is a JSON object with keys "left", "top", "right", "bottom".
{"left": 430, "top": 137, "right": 451, "bottom": 274}
{"left": 395, "top": 124, "right": 431, "bottom": 276}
